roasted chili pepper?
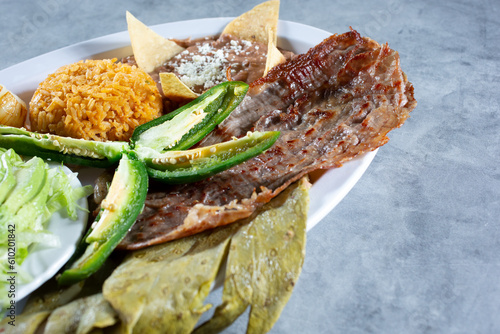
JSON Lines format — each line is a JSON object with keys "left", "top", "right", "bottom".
{"left": 0, "top": 81, "right": 248, "bottom": 167}
{"left": 57, "top": 130, "right": 280, "bottom": 284}
{"left": 131, "top": 81, "right": 249, "bottom": 152}
{"left": 57, "top": 153, "right": 148, "bottom": 285}
{"left": 0, "top": 125, "right": 128, "bottom": 168}
{"left": 0, "top": 81, "right": 281, "bottom": 286}
{"left": 136, "top": 131, "right": 280, "bottom": 184}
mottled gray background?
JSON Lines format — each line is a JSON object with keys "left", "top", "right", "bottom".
{"left": 1, "top": 0, "right": 499, "bottom": 333}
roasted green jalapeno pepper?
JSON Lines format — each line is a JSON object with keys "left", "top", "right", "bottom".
{"left": 0, "top": 125, "right": 128, "bottom": 168}
{"left": 136, "top": 131, "right": 280, "bottom": 184}
{"left": 57, "top": 153, "right": 148, "bottom": 285}
{"left": 0, "top": 81, "right": 282, "bottom": 286}
{"left": 131, "top": 81, "right": 249, "bottom": 152}
{"left": 0, "top": 81, "right": 248, "bottom": 168}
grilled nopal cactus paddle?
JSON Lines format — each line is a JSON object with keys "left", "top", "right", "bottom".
{"left": 99, "top": 178, "right": 310, "bottom": 334}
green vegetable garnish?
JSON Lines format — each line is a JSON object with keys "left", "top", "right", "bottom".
{"left": 0, "top": 149, "right": 20, "bottom": 204}
{"left": 0, "top": 149, "right": 92, "bottom": 308}
{"left": 0, "top": 155, "right": 47, "bottom": 224}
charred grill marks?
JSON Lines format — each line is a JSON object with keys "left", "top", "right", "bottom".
{"left": 119, "top": 29, "right": 417, "bottom": 250}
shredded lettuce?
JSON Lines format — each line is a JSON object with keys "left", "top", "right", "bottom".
{"left": 0, "top": 149, "right": 92, "bottom": 308}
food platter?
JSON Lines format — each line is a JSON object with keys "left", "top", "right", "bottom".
{"left": 17, "top": 165, "right": 88, "bottom": 301}
{"left": 0, "top": 17, "right": 377, "bottom": 301}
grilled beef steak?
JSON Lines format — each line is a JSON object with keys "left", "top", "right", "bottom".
{"left": 119, "top": 29, "right": 417, "bottom": 250}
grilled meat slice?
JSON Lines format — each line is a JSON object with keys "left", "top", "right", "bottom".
{"left": 119, "top": 29, "right": 416, "bottom": 250}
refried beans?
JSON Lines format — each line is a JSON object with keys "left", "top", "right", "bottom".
{"left": 122, "top": 33, "right": 294, "bottom": 112}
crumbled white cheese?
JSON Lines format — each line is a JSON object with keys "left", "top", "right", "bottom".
{"left": 175, "top": 52, "right": 227, "bottom": 90}
{"left": 197, "top": 43, "right": 212, "bottom": 55}
{"left": 171, "top": 39, "right": 255, "bottom": 90}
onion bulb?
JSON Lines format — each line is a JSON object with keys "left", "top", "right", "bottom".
{"left": 0, "top": 84, "right": 27, "bottom": 128}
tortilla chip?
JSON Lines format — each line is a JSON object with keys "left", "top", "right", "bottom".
{"left": 160, "top": 72, "right": 199, "bottom": 101}
{"left": 222, "top": 0, "right": 280, "bottom": 45}
{"left": 126, "top": 11, "right": 184, "bottom": 73}
{"left": 264, "top": 25, "right": 286, "bottom": 76}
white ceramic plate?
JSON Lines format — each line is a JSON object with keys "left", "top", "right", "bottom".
{"left": 0, "top": 17, "right": 376, "bottom": 232}
{"left": 0, "top": 19, "right": 376, "bottom": 300}
{"left": 17, "top": 165, "right": 88, "bottom": 301}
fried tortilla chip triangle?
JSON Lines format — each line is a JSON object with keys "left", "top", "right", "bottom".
{"left": 222, "top": 0, "right": 280, "bottom": 45}
{"left": 126, "top": 11, "right": 185, "bottom": 73}
{"left": 264, "top": 25, "right": 286, "bottom": 76}
{"left": 160, "top": 72, "right": 199, "bottom": 102}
